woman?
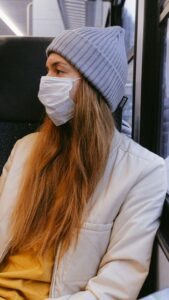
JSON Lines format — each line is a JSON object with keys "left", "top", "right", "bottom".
{"left": 0, "top": 26, "right": 167, "bottom": 300}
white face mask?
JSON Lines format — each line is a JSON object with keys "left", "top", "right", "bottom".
{"left": 38, "top": 76, "right": 80, "bottom": 126}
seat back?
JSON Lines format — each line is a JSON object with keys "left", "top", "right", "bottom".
{"left": 0, "top": 37, "right": 52, "bottom": 173}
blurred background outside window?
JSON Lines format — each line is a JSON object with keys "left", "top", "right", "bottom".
{"left": 160, "top": 18, "right": 169, "bottom": 159}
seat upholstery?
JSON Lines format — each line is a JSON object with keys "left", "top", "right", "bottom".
{"left": 0, "top": 37, "right": 52, "bottom": 173}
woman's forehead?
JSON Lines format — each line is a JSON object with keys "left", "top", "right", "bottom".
{"left": 46, "top": 52, "right": 81, "bottom": 77}
{"left": 46, "top": 52, "right": 71, "bottom": 67}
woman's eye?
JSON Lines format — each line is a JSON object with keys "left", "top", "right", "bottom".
{"left": 56, "top": 70, "right": 64, "bottom": 74}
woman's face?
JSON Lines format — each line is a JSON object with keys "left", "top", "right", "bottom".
{"left": 46, "top": 52, "right": 81, "bottom": 79}
{"left": 46, "top": 53, "right": 81, "bottom": 101}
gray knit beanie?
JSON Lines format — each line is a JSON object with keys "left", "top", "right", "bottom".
{"left": 46, "top": 26, "right": 128, "bottom": 112}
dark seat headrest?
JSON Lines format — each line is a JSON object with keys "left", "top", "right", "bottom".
{"left": 0, "top": 36, "right": 52, "bottom": 122}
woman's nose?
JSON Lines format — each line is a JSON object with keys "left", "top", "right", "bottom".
{"left": 47, "top": 69, "right": 54, "bottom": 77}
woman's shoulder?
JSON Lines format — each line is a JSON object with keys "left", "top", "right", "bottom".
{"left": 13, "top": 132, "right": 39, "bottom": 153}
{"left": 0, "top": 133, "right": 40, "bottom": 195}
{"left": 108, "top": 129, "right": 167, "bottom": 191}
{"left": 108, "top": 130, "right": 167, "bottom": 209}
{"left": 6, "top": 132, "right": 40, "bottom": 168}
{"left": 15, "top": 132, "right": 39, "bottom": 146}
{"left": 113, "top": 129, "right": 165, "bottom": 166}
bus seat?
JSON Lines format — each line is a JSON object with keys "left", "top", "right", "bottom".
{"left": 0, "top": 37, "right": 52, "bottom": 174}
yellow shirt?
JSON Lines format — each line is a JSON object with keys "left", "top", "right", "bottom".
{"left": 0, "top": 248, "right": 54, "bottom": 300}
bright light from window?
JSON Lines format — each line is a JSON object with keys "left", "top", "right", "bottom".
{"left": 124, "top": 0, "right": 136, "bottom": 20}
{"left": 0, "top": 7, "right": 24, "bottom": 36}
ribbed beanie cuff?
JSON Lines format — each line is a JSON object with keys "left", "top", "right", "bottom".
{"left": 46, "top": 26, "right": 128, "bottom": 112}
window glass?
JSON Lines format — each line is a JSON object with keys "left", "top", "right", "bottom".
{"left": 123, "top": 59, "right": 133, "bottom": 137}
{"left": 122, "top": 0, "right": 136, "bottom": 55}
{"left": 122, "top": 0, "right": 136, "bottom": 137}
{"left": 160, "top": 19, "right": 169, "bottom": 159}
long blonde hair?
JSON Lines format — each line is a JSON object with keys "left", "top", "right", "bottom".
{"left": 10, "top": 77, "right": 115, "bottom": 263}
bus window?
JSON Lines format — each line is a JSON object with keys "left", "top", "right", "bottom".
{"left": 160, "top": 19, "right": 169, "bottom": 159}
{"left": 122, "top": 0, "right": 136, "bottom": 136}
{"left": 123, "top": 58, "right": 133, "bottom": 136}
{"left": 123, "top": 0, "right": 136, "bottom": 55}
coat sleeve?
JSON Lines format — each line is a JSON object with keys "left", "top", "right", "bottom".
{"left": 46, "top": 156, "right": 167, "bottom": 300}
{"left": 0, "top": 133, "right": 37, "bottom": 197}
{"left": 0, "top": 140, "right": 19, "bottom": 197}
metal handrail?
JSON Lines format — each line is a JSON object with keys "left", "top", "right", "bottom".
{"left": 26, "top": 1, "right": 33, "bottom": 36}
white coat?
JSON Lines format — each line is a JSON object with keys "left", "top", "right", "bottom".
{"left": 0, "top": 128, "right": 167, "bottom": 300}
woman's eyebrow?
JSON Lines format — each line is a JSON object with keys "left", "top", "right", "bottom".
{"left": 46, "top": 61, "right": 70, "bottom": 68}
